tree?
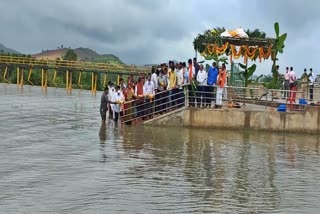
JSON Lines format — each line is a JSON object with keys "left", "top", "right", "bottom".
{"left": 239, "top": 63, "right": 257, "bottom": 87}
{"left": 245, "top": 29, "right": 266, "bottom": 38}
{"left": 63, "top": 49, "right": 78, "bottom": 61}
{"left": 264, "top": 22, "right": 287, "bottom": 89}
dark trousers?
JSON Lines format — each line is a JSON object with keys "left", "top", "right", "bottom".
{"left": 114, "top": 112, "right": 119, "bottom": 124}
{"left": 168, "top": 89, "right": 177, "bottom": 108}
{"left": 100, "top": 108, "right": 107, "bottom": 121}
{"left": 136, "top": 101, "right": 145, "bottom": 118}
{"left": 197, "top": 86, "right": 205, "bottom": 107}
{"left": 172, "top": 88, "right": 178, "bottom": 107}
{"left": 188, "top": 85, "right": 195, "bottom": 107}
{"left": 309, "top": 85, "right": 314, "bottom": 101}
{"left": 156, "top": 91, "right": 167, "bottom": 113}
{"left": 176, "top": 88, "right": 184, "bottom": 108}
{"left": 180, "top": 88, "right": 185, "bottom": 107}
{"left": 144, "top": 98, "right": 152, "bottom": 117}
{"left": 206, "top": 86, "right": 214, "bottom": 106}
{"left": 155, "top": 92, "right": 160, "bottom": 112}
{"left": 284, "top": 80, "right": 290, "bottom": 98}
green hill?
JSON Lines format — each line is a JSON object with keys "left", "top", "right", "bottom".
{"left": 32, "top": 47, "right": 124, "bottom": 64}
{"left": 0, "top": 43, "right": 21, "bottom": 54}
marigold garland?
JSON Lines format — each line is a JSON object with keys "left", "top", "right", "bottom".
{"left": 206, "top": 44, "right": 215, "bottom": 55}
{"left": 214, "top": 42, "right": 229, "bottom": 54}
{"left": 261, "top": 46, "right": 272, "bottom": 58}
{"left": 244, "top": 45, "right": 256, "bottom": 59}
{"left": 231, "top": 45, "right": 242, "bottom": 59}
{"left": 203, "top": 42, "right": 273, "bottom": 64}
{"left": 258, "top": 46, "right": 272, "bottom": 62}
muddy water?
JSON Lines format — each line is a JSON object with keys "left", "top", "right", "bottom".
{"left": 0, "top": 84, "right": 320, "bottom": 214}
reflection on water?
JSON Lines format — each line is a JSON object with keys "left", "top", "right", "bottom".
{"left": 1, "top": 84, "right": 320, "bottom": 214}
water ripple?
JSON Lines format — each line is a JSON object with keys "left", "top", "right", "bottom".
{"left": 0, "top": 84, "right": 320, "bottom": 213}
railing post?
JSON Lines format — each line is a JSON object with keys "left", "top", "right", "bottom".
{"left": 16, "top": 66, "right": 20, "bottom": 87}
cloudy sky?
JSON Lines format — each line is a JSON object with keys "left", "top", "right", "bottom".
{"left": 0, "top": 0, "right": 319, "bottom": 75}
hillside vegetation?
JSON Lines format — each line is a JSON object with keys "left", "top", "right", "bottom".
{"left": 32, "top": 47, "right": 123, "bottom": 64}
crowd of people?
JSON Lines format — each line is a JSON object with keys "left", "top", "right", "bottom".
{"left": 100, "top": 58, "right": 228, "bottom": 125}
{"left": 282, "top": 66, "right": 316, "bottom": 101}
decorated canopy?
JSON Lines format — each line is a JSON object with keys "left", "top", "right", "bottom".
{"left": 193, "top": 28, "right": 276, "bottom": 64}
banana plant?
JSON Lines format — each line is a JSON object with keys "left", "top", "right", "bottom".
{"left": 239, "top": 63, "right": 257, "bottom": 87}
{"left": 238, "top": 63, "right": 257, "bottom": 98}
{"left": 204, "top": 54, "right": 228, "bottom": 67}
{"left": 270, "top": 22, "right": 287, "bottom": 89}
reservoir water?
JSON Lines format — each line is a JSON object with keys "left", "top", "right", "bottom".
{"left": 1, "top": 84, "right": 320, "bottom": 214}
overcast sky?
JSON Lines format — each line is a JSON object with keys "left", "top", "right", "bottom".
{"left": 0, "top": 0, "right": 319, "bottom": 76}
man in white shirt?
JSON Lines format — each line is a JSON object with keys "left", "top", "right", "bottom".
{"left": 284, "top": 67, "right": 290, "bottom": 98}
{"left": 309, "top": 68, "right": 315, "bottom": 101}
{"left": 196, "top": 64, "right": 207, "bottom": 107}
{"left": 176, "top": 62, "right": 185, "bottom": 108}
{"left": 151, "top": 67, "right": 158, "bottom": 93}
{"left": 119, "top": 78, "right": 127, "bottom": 90}
{"left": 289, "top": 67, "right": 296, "bottom": 89}
{"left": 144, "top": 74, "right": 155, "bottom": 119}
{"left": 111, "top": 85, "right": 124, "bottom": 124}
{"left": 108, "top": 83, "right": 115, "bottom": 120}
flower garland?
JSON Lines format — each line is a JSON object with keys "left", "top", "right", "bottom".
{"left": 231, "top": 45, "right": 242, "bottom": 59}
{"left": 258, "top": 46, "right": 272, "bottom": 62}
{"left": 214, "top": 42, "right": 229, "bottom": 54}
{"left": 244, "top": 45, "right": 257, "bottom": 59}
{"left": 203, "top": 42, "right": 273, "bottom": 64}
{"left": 261, "top": 46, "right": 272, "bottom": 58}
{"left": 206, "top": 44, "right": 215, "bottom": 55}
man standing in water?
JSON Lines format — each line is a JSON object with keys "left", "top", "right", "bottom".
{"left": 100, "top": 86, "right": 116, "bottom": 124}
{"left": 108, "top": 82, "right": 116, "bottom": 120}
{"left": 112, "top": 85, "right": 125, "bottom": 125}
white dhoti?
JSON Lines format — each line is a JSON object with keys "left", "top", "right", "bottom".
{"left": 216, "top": 87, "right": 224, "bottom": 106}
{"left": 222, "top": 85, "right": 228, "bottom": 99}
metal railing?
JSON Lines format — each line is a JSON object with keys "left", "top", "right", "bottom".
{"left": 119, "top": 84, "right": 319, "bottom": 125}
{"left": 120, "top": 88, "right": 186, "bottom": 124}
